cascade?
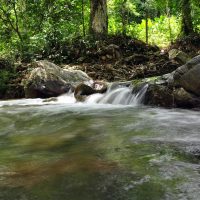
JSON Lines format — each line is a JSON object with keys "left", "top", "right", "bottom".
{"left": 84, "top": 84, "right": 148, "bottom": 105}
{"left": 0, "top": 83, "right": 148, "bottom": 107}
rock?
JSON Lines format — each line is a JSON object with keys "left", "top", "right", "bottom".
{"left": 24, "top": 60, "right": 91, "bottom": 98}
{"left": 74, "top": 84, "right": 96, "bottom": 102}
{"left": 109, "top": 81, "right": 132, "bottom": 91}
{"left": 168, "top": 49, "right": 191, "bottom": 65}
{"left": 98, "top": 44, "right": 121, "bottom": 60}
{"left": 124, "top": 54, "right": 149, "bottom": 65}
{"left": 43, "top": 97, "right": 57, "bottom": 102}
{"left": 77, "top": 57, "right": 86, "bottom": 62}
{"left": 143, "top": 84, "right": 174, "bottom": 107}
{"left": 132, "top": 82, "right": 148, "bottom": 95}
{"left": 93, "top": 81, "right": 108, "bottom": 92}
{"left": 141, "top": 74, "right": 200, "bottom": 108}
{"left": 170, "top": 55, "right": 200, "bottom": 96}
{"left": 74, "top": 82, "right": 107, "bottom": 102}
{"left": 173, "top": 87, "right": 200, "bottom": 108}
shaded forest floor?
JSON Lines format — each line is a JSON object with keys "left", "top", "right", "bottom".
{"left": 1, "top": 34, "right": 200, "bottom": 99}
{"left": 59, "top": 34, "right": 200, "bottom": 81}
{"left": 62, "top": 35, "right": 179, "bottom": 82}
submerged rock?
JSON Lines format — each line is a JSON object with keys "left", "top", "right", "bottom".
{"left": 43, "top": 97, "right": 57, "bottom": 102}
{"left": 24, "top": 60, "right": 91, "bottom": 98}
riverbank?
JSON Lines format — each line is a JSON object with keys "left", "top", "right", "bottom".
{"left": 0, "top": 35, "right": 200, "bottom": 108}
{"left": 0, "top": 36, "right": 178, "bottom": 99}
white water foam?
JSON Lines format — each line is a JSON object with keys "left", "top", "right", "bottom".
{"left": 85, "top": 84, "right": 148, "bottom": 105}
{"left": 0, "top": 84, "right": 148, "bottom": 107}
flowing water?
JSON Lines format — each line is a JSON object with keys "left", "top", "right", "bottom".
{"left": 0, "top": 86, "right": 200, "bottom": 200}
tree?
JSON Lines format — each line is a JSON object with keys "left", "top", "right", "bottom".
{"left": 181, "top": 0, "right": 195, "bottom": 36}
{"left": 89, "top": 0, "right": 108, "bottom": 38}
{"left": 0, "top": 0, "right": 23, "bottom": 42}
{"left": 121, "top": 0, "right": 127, "bottom": 36}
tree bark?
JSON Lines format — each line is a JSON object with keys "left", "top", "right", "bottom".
{"left": 121, "top": 0, "right": 127, "bottom": 36}
{"left": 166, "top": 1, "right": 172, "bottom": 44}
{"left": 89, "top": 0, "right": 108, "bottom": 39}
{"left": 181, "top": 0, "right": 195, "bottom": 36}
{"left": 145, "top": 11, "right": 148, "bottom": 44}
{"left": 81, "top": 0, "right": 86, "bottom": 37}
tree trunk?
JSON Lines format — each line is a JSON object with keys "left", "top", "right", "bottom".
{"left": 145, "top": 11, "right": 148, "bottom": 44}
{"left": 166, "top": 1, "right": 172, "bottom": 44}
{"left": 181, "top": 0, "right": 195, "bottom": 36}
{"left": 121, "top": 0, "right": 127, "bottom": 36}
{"left": 90, "top": 0, "right": 108, "bottom": 39}
{"left": 81, "top": 0, "right": 86, "bottom": 37}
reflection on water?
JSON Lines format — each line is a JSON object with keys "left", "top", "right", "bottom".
{"left": 0, "top": 98, "right": 200, "bottom": 200}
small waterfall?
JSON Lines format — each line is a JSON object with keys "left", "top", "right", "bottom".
{"left": 0, "top": 83, "right": 148, "bottom": 107}
{"left": 85, "top": 83, "right": 148, "bottom": 105}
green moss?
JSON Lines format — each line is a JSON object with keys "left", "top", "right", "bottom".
{"left": 132, "top": 76, "right": 160, "bottom": 85}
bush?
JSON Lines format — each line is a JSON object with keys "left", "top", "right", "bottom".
{"left": 0, "top": 58, "right": 15, "bottom": 98}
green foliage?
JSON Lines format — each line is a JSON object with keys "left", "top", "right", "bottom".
{"left": 0, "top": 0, "right": 199, "bottom": 62}
{"left": 134, "top": 15, "right": 181, "bottom": 46}
{"left": 0, "top": 58, "right": 15, "bottom": 97}
{"left": 0, "top": 70, "right": 11, "bottom": 95}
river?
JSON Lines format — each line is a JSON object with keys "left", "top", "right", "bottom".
{"left": 0, "top": 90, "right": 200, "bottom": 200}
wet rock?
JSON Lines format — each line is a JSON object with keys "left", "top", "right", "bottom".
{"left": 170, "top": 55, "right": 200, "bottom": 96}
{"left": 109, "top": 81, "right": 132, "bottom": 91}
{"left": 43, "top": 97, "right": 57, "bottom": 102}
{"left": 74, "top": 82, "right": 107, "bottom": 102}
{"left": 74, "top": 84, "right": 96, "bottom": 102}
{"left": 140, "top": 73, "right": 200, "bottom": 108}
{"left": 173, "top": 87, "right": 200, "bottom": 108}
{"left": 93, "top": 81, "right": 108, "bottom": 92}
{"left": 143, "top": 84, "right": 174, "bottom": 108}
{"left": 24, "top": 60, "right": 91, "bottom": 98}
{"left": 168, "top": 49, "right": 191, "bottom": 65}
{"left": 132, "top": 82, "right": 148, "bottom": 95}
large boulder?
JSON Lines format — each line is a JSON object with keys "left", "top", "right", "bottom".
{"left": 24, "top": 60, "right": 91, "bottom": 98}
{"left": 143, "top": 83, "right": 200, "bottom": 108}
{"left": 133, "top": 73, "right": 200, "bottom": 108}
{"left": 170, "top": 55, "right": 200, "bottom": 96}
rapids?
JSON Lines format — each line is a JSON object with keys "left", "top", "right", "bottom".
{"left": 0, "top": 86, "right": 199, "bottom": 200}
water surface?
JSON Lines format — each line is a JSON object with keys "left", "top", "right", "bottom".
{"left": 0, "top": 94, "right": 200, "bottom": 200}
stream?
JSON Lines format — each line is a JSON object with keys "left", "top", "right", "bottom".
{"left": 0, "top": 87, "right": 200, "bottom": 200}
